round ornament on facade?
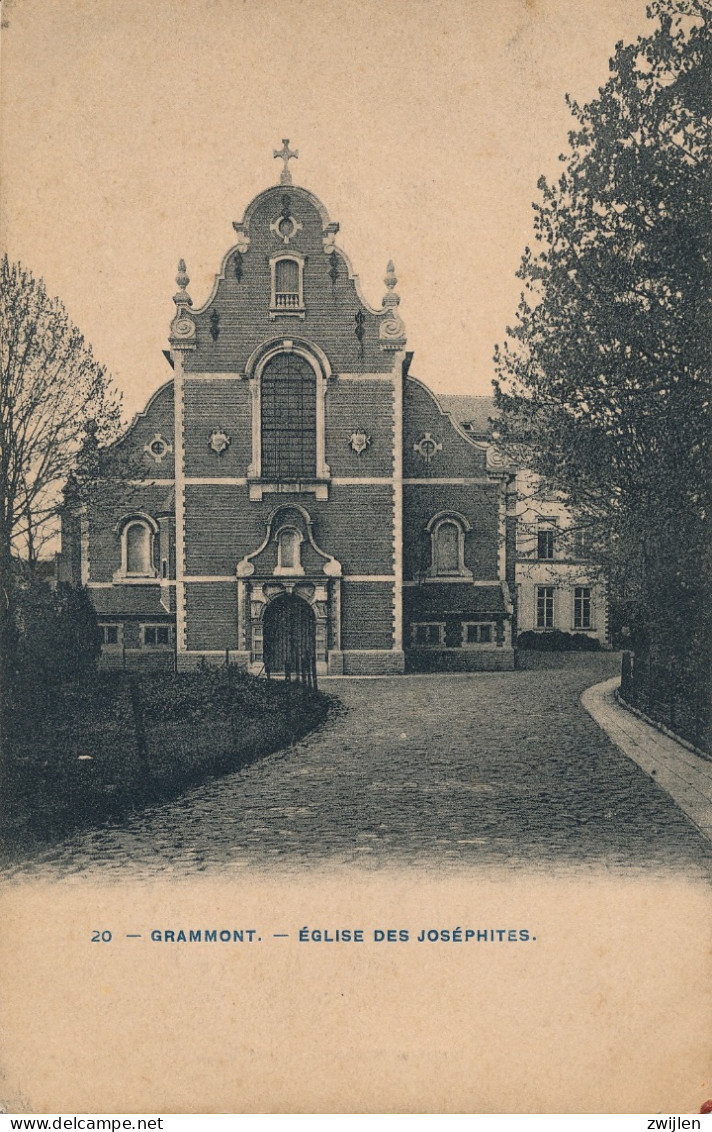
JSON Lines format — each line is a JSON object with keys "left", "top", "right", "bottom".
{"left": 208, "top": 428, "right": 231, "bottom": 456}
{"left": 414, "top": 433, "right": 443, "bottom": 464}
{"left": 270, "top": 213, "right": 303, "bottom": 245}
{"left": 349, "top": 430, "right": 372, "bottom": 455}
{"left": 144, "top": 433, "right": 173, "bottom": 464}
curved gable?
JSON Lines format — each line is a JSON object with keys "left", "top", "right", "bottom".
{"left": 178, "top": 184, "right": 398, "bottom": 375}
{"left": 107, "top": 380, "right": 175, "bottom": 478}
{"left": 403, "top": 377, "right": 488, "bottom": 478}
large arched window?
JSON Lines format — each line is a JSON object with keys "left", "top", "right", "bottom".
{"left": 260, "top": 353, "right": 317, "bottom": 480}
{"left": 246, "top": 339, "right": 331, "bottom": 499}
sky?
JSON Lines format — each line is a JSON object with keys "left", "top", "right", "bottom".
{"left": 1, "top": 0, "right": 653, "bottom": 420}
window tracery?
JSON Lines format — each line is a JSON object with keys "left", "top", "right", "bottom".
{"left": 246, "top": 340, "right": 331, "bottom": 499}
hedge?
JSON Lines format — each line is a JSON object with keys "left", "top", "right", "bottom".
{"left": 517, "top": 630, "right": 601, "bottom": 652}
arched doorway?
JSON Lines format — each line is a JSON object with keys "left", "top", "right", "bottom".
{"left": 263, "top": 593, "right": 317, "bottom": 686}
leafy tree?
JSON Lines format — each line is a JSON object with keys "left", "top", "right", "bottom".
{"left": 494, "top": 0, "right": 711, "bottom": 672}
{"left": 0, "top": 256, "right": 123, "bottom": 685}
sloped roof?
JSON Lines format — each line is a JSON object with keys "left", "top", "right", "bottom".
{"left": 437, "top": 395, "right": 497, "bottom": 438}
{"left": 90, "top": 587, "right": 172, "bottom": 617}
{"left": 404, "top": 584, "right": 507, "bottom": 615}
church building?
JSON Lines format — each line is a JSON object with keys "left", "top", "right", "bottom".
{"left": 58, "top": 143, "right": 520, "bottom": 674}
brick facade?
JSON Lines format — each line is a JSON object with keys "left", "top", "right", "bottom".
{"left": 59, "top": 172, "right": 517, "bottom": 673}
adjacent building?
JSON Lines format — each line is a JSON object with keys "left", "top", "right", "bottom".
{"left": 440, "top": 397, "right": 609, "bottom": 648}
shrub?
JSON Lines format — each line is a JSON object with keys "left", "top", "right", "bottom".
{"left": 136, "top": 665, "right": 288, "bottom": 722}
{"left": 11, "top": 577, "right": 100, "bottom": 694}
{"left": 517, "top": 629, "right": 600, "bottom": 652}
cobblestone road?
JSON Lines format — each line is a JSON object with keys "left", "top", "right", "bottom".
{"left": 4, "top": 655, "right": 711, "bottom": 880}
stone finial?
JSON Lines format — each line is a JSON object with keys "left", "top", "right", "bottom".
{"left": 379, "top": 260, "right": 406, "bottom": 350}
{"left": 169, "top": 259, "right": 196, "bottom": 347}
{"left": 173, "top": 259, "right": 193, "bottom": 308}
{"left": 273, "top": 138, "right": 299, "bottom": 186}
{"left": 382, "top": 260, "right": 400, "bottom": 308}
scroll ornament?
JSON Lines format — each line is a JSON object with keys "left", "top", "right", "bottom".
{"left": 169, "top": 259, "right": 196, "bottom": 346}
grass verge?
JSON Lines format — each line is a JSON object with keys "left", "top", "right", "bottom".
{"left": 1, "top": 667, "right": 331, "bottom": 856}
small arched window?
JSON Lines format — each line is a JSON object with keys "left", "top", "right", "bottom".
{"left": 275, "top": 259, "right": 299, "bottom": 299}
{"left": 125, "top": 521, "right": 152, "bottom": 576}
{"left": 425, "top": 512, "right": 472, "bottom": 579}
{"left": 434, "top": 521, "right": 460, "bottom": 575}
{"left": 275, "top": 527, "right": 304, "bottom": 575}
{"left": 115, "top": 516, "right": 158, "bottom": 581}
{"left": 270, "top": 253, "right": 305, "bottom": 316}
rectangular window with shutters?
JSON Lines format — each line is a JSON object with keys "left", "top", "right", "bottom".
{"left": 572, "top": 529, "right": 591, "bottom": 558}
{"left": 537, "top": 522, "right": 555, "bottom": 560}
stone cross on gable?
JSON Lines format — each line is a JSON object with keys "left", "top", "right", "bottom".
{"left": 273, "top": 139, "right": 299, "bottom": 185}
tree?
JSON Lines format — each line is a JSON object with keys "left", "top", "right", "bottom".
{"left": 493, "top": 0, "right": 711, "bottom": 689}
{"left": 0, "top": 256, "right": 123, "bottom": 565}
{"left": 0, "top": 256, "right": 123, "bottom": 683}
